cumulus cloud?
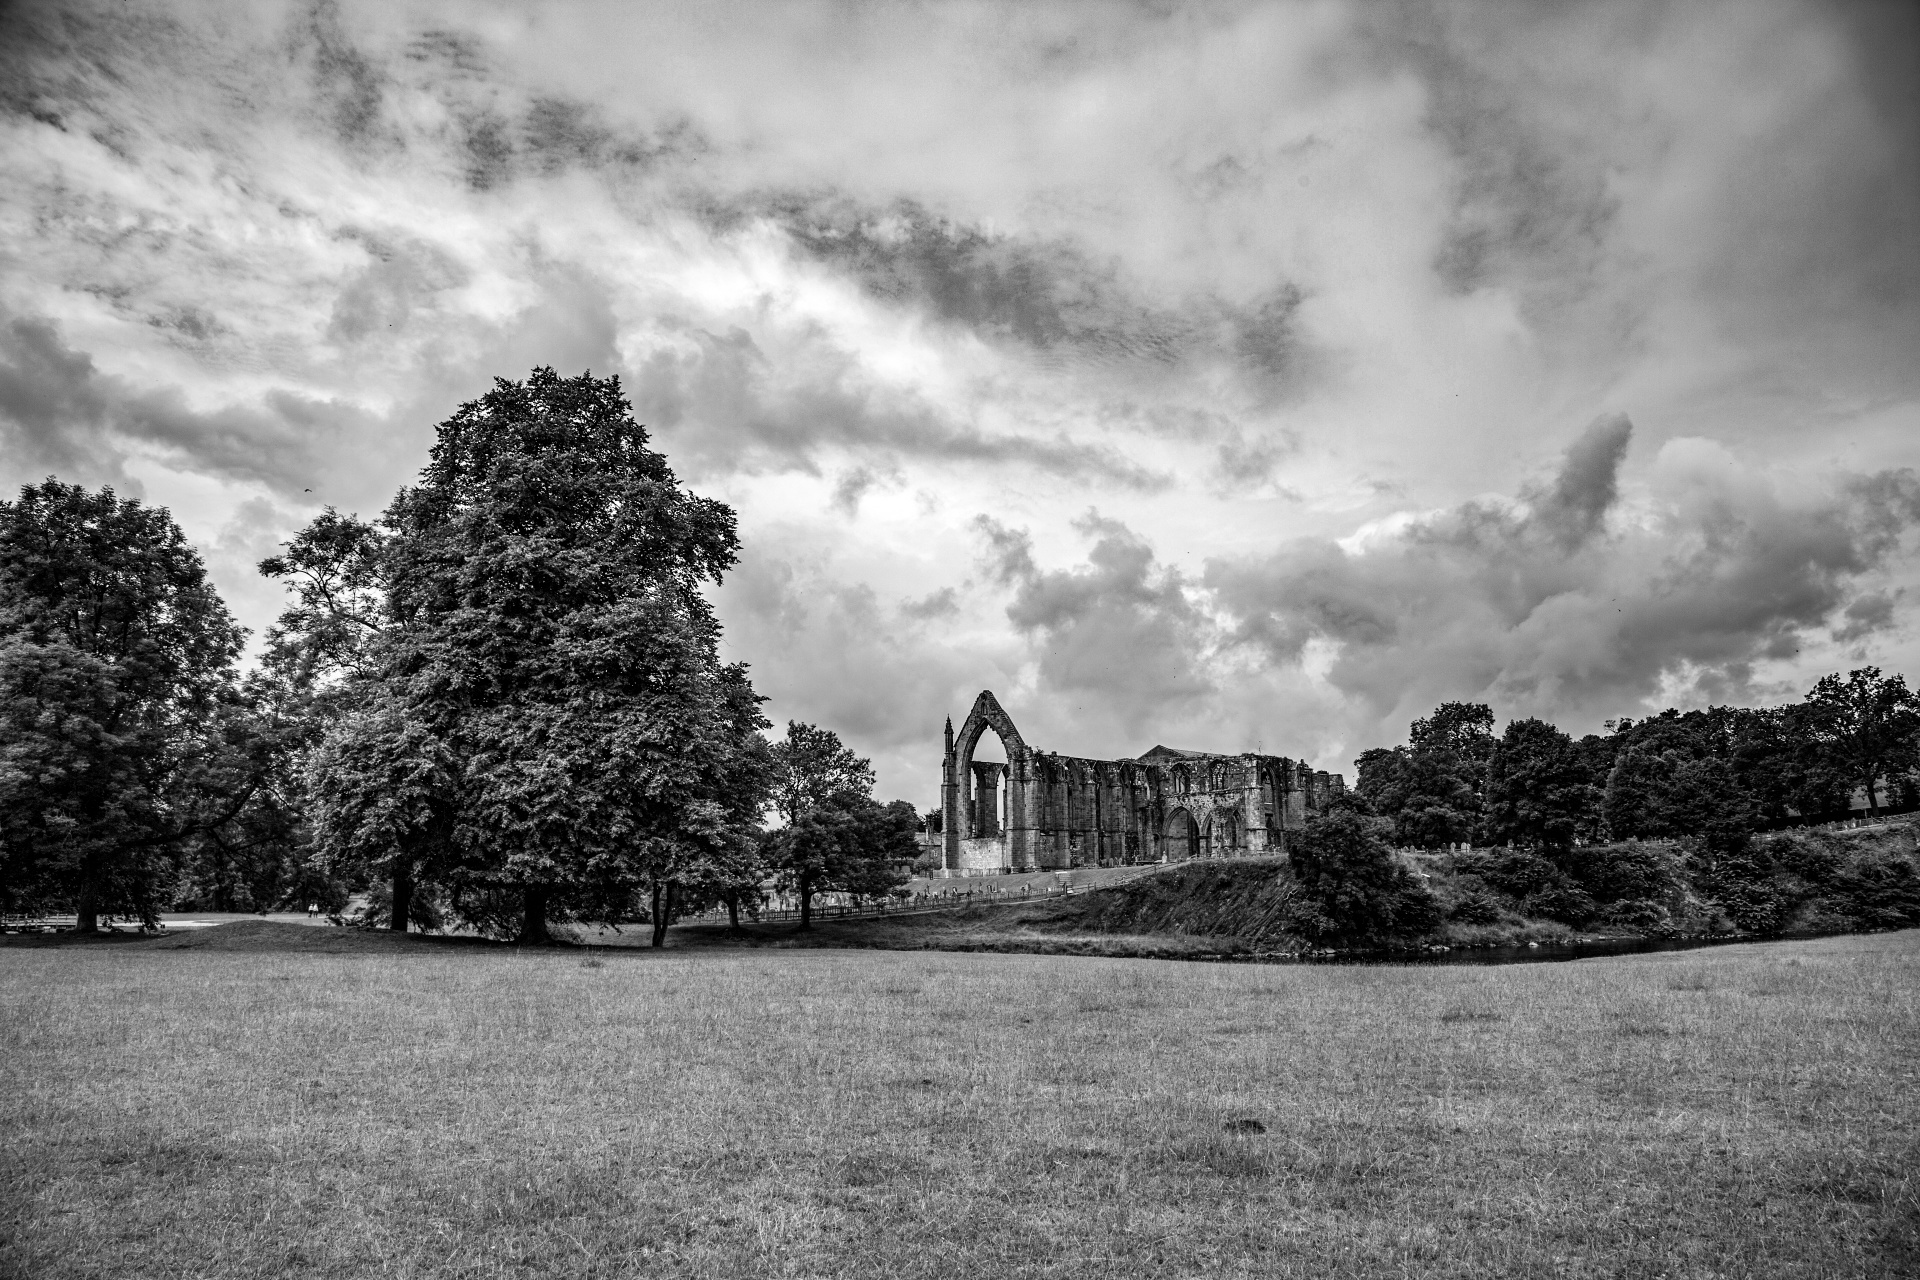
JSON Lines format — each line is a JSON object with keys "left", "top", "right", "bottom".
{"left": 0, "top": 310, "right": 381, "bottom": 496}
{"left": 986, "top": 511, "right": 1215, "bottom": 725}
{"left": 1, "top": 0, "right": 1916, "bottom": 798}
{"left": 1206, "top": 415, "right": 1920, "bottom": 737}
{"left": 628, "top": 322, "right": 1169, "bottom": 489}
{"left": 713, "top": 541, "right": 1016, "bottom": 799}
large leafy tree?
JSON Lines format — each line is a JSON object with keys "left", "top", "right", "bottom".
{"left": 1355, "top": 701, "right": 1493, "bottom": 850}
{"left": 1410, "top": 701, "right": 1496, "bottom": 763}
{"left": 1729, "top": 705, "right": 1849, "bottom": 822}
{"left": 1481, "top": 717, "right": 1598, "bottom": 853}
{"left": 1802, "top": 668, "right": 1920, "bottom": 815}
{"left": 295, "top": 368, "right": 771, "bottom": 942}
{"left": 0, "top": 482, "right": 254, "bottom": 930}
{"left": 257, "top": 509, "right": 388, "bottom": 698}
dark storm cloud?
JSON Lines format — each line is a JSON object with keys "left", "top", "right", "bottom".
{"left": 765, "top": 196, "right": 1309, "bottom": 390}
{"left": 294, "top": 0, "right": 386, "bottom": 147}
{"left": 0, "top": 311, "right": 377, "bottom": 498}
{"left": 0, "top": 315, "right": 130, "bottom": 486}
{"left": 714, "top": 547, "right": 1007, "bottom": 776}
{"left": 1833, "top": 590, "right": 1899, "bottom": 646}
{"left": 1531, "top": 411, "right": 1631, "bottom": 548}
{"left": 324, "top": 231, "right": 468, "bottom": 344}
{"left": 776, "top": 197, "right": 1189, "bottom": 364}
{"left": 978, "top": 511, "right": 1215, "bottom": 727}
{"left": 631, "top": 326, "right": 1169, "bottom": 489}
{"left": 1415, "top": 43, "right": 1616, "bottom": 304}
{"left": 1205, "top": 414, "right": 1920, "bottom": 730}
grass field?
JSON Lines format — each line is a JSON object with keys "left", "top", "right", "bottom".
{"left": 3, "top": 928, "right": 1917, "bottom": 1278}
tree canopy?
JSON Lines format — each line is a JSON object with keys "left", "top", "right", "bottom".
{"left": 1286, "top": 801, "right": 1439, "bottom": 943}
{"left": 293, "top": 368, "right": 772, "bottom": 941}
{"left": 0, "top": 481, "right": 254, "bottom": 929}
{"left": 1802, "top": 668, "right": 1920, "bottom": 815}
{"left": 762, "top": 722, "right": 909, "bottom": 927}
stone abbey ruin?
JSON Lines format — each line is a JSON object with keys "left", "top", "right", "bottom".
{"left": 937, "top": 690, "right": 1346, "bottom": 876}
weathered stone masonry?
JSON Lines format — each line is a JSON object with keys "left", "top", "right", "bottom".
{"left": 937, "top": 690, "right": 1345, "bottom": 876}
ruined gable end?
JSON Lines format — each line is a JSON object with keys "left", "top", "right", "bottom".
{"left": 935, "top": 690, "right": 1343, "bottom": 876}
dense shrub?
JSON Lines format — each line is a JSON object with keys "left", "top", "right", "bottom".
{"left": 1764, "top": 831, "right": 1843, "bottom": 888}
{"left": 1594, "top": 898, "right": 1669, "bottom": 930}
{"left": 1524, "top": 881, "right": 1598, "bottom": 928}
{"left": 1825, "top": 857, "right": 1920, "bottom": 928}
{"left": 1287, "top": 808, "right": 1441, "bottom": 943}
{"left": 1445, "top": 886, "right": 1505, "bottom": 925}
{"left": 1454, "top": 850, "right": 1561, "bottom": 900}
{"left": 1567, "top": 841, "right": 1678, "bottom": 903}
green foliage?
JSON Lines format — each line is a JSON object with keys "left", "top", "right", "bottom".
{"left": 1286, "top": 805, "right": 1440, "bottom": 943}
{"left": 0, "top": 480, "right": 274, "bottom": 928}
{"left": 1604, "top": 740, "right": 1756, "bottom": 856}
{"left": 1564, "top": 840, "right": 1676, "bottom": 904}
{"left": 1482, "top": 718, "right": 1597, "bottom": 853}
{"left": 293, "top": 368, "right": 772, "bottom": 940}
{"left": 1355, "top": 701, "right": 1492, "bottom": 850}
{"left": 1450, "top": 848, "right": 1598, "bottom": 926}
{"left": 766, "top": 797, "right": 916, "bottom": 926}
{"left": 1410, "top": 702, "right": 1495, "bottom": 760}
{"left": 256, "top": 508, "right": 387, "bottom": 698}
{"left": 768, "top": 721, "right": 877, "bottom": 825}
{"left": 1442, "top": 879, "right": 1506, "bottom": 925}
{"left": 1826, "top": 856, "right": 1920, "bottom": 928}
{"left": 1366, "top": 669, "right": 1916, "bottom": 874}
{"left": 306, "top": 705, "right": 458, "bottom": 899}
{"left": 1802, "top": 667, "right": 1920, "bottom": 814}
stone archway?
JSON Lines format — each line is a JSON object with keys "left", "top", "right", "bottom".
{"left": 942, "top": 690, "right": 1034, "bottom": 873}
{"left": 1217, "top": 810, "right": 1240, "bottom": 855}
{"left": 1165, "top": 806, "right": 1199, "bottom": 862}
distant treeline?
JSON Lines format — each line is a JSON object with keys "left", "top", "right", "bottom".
{"left": 1315, "top": 679, "right": 1920, "bottom": 943}
{"left": 1354, "top": 672, "right": 1920, "bottom": 855}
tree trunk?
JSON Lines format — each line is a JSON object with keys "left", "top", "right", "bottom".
{"left": 798, "top": 872, "right": 813, "bottom": 931}
{"left": 519, "top": 885, "right": 550, "bottom": 945}
{"left": 650, "top": 880, "right": 674, "bottom": 949}
{"left": 725, "top": 891, "right": 740, "bottom": 930}
{"left": 391, "top": 862, "right": 413, "bottom": 933}
{"left": 1865, "top": 773, "right": 1880, "bottom": 818}
{"left": 75, "top": 880, "right": 98, "bottom": 935}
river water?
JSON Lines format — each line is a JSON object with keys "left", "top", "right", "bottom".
{"left": 1290, "top": 933, "right": 1825, "bottom": 967}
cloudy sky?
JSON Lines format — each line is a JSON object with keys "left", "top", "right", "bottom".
{"left": 3, "top": 0, "right": 1917, "bottom": 804}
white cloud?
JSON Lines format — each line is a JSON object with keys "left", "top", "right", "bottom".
{"left": 1, "top": 0, "right": 1915, "bottom": 805}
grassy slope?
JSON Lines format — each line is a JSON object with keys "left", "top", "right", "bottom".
{"left": 3, "top": 929, "right": 1917, "bottom": 1279}
{"left": 665, "top": 864, "right": 1307, "bottom": 960}
{"left": 720, "top": 821, "right": 1920, "bottom": 960}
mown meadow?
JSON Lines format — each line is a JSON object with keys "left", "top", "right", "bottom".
{"left": 3, "top": 928, "right": 1917, "bottom": 1279}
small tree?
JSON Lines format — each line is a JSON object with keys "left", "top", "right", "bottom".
{"left": 1286, "top": 803, "right": 1439, "bottom": 944}
{"left": 766, "top": 797, "right": 915, "bottom": 929}
{"left": 768, "top": 721, "right": 875, "bottom": 823}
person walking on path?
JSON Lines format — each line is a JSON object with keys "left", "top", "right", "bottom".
{"left": 307, "top": 902, "right": 318, "bottom": 919}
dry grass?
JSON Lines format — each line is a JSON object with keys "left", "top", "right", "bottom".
{"left": 2, "top": 929, "right": 1917, "bottom": 1278}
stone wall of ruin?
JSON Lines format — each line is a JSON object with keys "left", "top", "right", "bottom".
{"left": 938, "top": 689, "right": 1346, "bottom": 877}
